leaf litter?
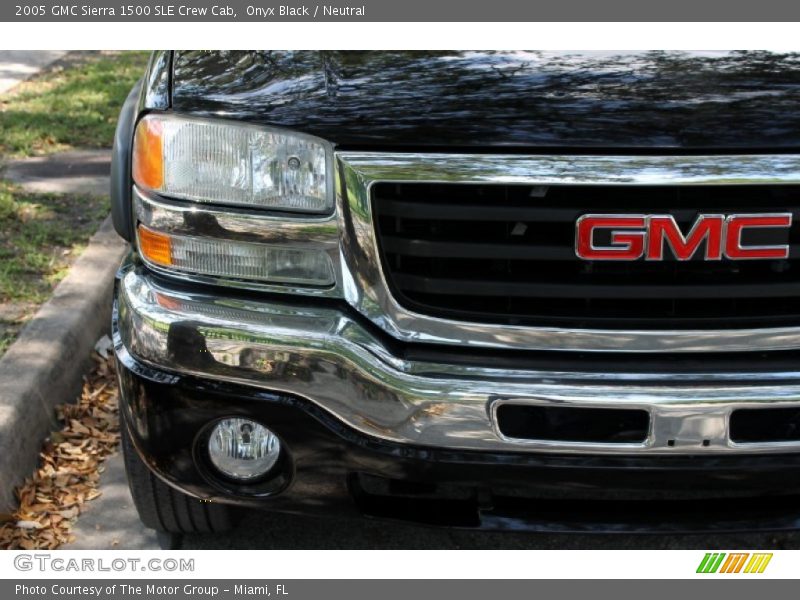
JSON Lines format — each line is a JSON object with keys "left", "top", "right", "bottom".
{"left": 0, "top": 346, "right": 119, "bottom": 549}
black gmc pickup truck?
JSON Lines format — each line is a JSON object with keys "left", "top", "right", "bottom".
{"left": 111, "top": 50, "right": 800, "bottom": 539}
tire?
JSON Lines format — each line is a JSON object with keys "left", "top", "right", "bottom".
{"left": 121, "top": 421, "right": 235, "bottom": 534}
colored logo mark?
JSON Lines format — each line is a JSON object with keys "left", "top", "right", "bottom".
{"left": 697, "top": 552, "right": 773, "bottom": 574}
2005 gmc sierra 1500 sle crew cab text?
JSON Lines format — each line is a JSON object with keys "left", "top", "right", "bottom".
{"left": 110, "top": 50, "right": 800, "bottom": 538}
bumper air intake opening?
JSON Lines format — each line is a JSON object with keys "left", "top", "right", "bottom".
{"left": 730, "top": 407, "right": 800, "bottom": 443}
{"left": 495, "top": 404, "right": 650, "bottom": 444}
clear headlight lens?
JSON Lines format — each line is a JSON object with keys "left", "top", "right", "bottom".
{"left": 138, "top": 225, "right": 334, "bottom": 286}
{"left": 133, "top": 114, "right": 331, "bottom": 213}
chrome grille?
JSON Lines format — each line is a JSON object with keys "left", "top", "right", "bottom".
{"left": 336, "top": 152, "right": 800, "bottom": 352}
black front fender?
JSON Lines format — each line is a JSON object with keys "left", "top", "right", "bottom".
{"left": 110, "top": 78, "right": 142, "bottom": 241}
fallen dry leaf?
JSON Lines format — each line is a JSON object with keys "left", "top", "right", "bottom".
{"left": 0, "top": 349, "right": 120, "bottom": 549}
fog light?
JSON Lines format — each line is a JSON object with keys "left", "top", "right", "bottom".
{"left": 207, "top": 418, "right": 280, "bottom": 480}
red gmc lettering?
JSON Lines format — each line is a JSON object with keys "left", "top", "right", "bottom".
{"left": 646, "top": 215, "right": 724, "bottom": 260}
{"left": 725, "top": 214, "right": 793, "bottom": 259}
{"left": 576, "top": 213, "right": 792, "bottom": 261}
{"left": 575, "top": 216, "right": 646, "bottom": 260}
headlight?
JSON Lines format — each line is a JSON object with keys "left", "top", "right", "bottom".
{"left": 131, "top": 114, "right": 339, "bottom": 290}
{"left": 132, "top": 114, "right": 331, "bottom": 213}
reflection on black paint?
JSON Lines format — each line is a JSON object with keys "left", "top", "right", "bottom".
{"left": 170, "top": 50, "right": 800, "bottom": 149}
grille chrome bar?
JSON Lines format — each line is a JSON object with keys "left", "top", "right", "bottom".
{"left": 337, "top": 151, "right": 800, "bottom": 353}
{"left": 338, "top": 152, "right": 800, "bottom": 186}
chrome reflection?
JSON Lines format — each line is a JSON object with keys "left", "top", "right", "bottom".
{"left": 118, "top": 265, "right": 800, "bottom": 455}
{"left": 339, "top": 153, "right": 800, "bottom": 186}
{"left": 336, "top": 151, "right": 800, "bottom": 353}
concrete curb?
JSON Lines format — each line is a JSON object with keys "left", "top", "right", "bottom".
{"left": 0, "top": 216, "right": 127, "bottom": 511}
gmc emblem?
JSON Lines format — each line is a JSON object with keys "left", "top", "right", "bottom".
{"left": 575, "top": 213, "right": 793, "bottom": 261}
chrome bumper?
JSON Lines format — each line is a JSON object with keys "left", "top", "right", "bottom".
{"left": 117, "top": 264, "right": 800, "bottom": 456}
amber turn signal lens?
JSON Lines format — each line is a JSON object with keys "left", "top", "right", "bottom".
{"left": 132, "top": 116, "right": 164, "bottom": 191}
{"left": 138, "top": 225, "right": 172, "bottom": 266}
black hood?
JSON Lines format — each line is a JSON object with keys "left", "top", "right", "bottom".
{"left": 170, "top": 50, "right": 800, "bottom": 151}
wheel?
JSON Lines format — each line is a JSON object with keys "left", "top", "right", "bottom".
{"left": 121, "top": 420, "right": 235, "bottom": 534}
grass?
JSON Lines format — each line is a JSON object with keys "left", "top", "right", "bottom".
{"left": 0, "top": 182, "right": 108, "bottom": 356}
{"left": 0, "top": 181, "right": 108, "bottom": 300}
{"left": 0, "top": 51, "right": 150, "bottom": 157}
{"left": 0, "top": 51, "right": 147, "bottom": 358}
{"left": 0, "top": 333, "right": 14, "bottom": 356}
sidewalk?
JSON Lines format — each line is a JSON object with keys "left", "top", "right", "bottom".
{"left": 2, "top": 149, "right": 111, "bottom": 197}
{"left": 0, "top": 51, "right": 66, "bottom": 95}
{"left": 0, "top": 54, "right": 125, "bottom": 517}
